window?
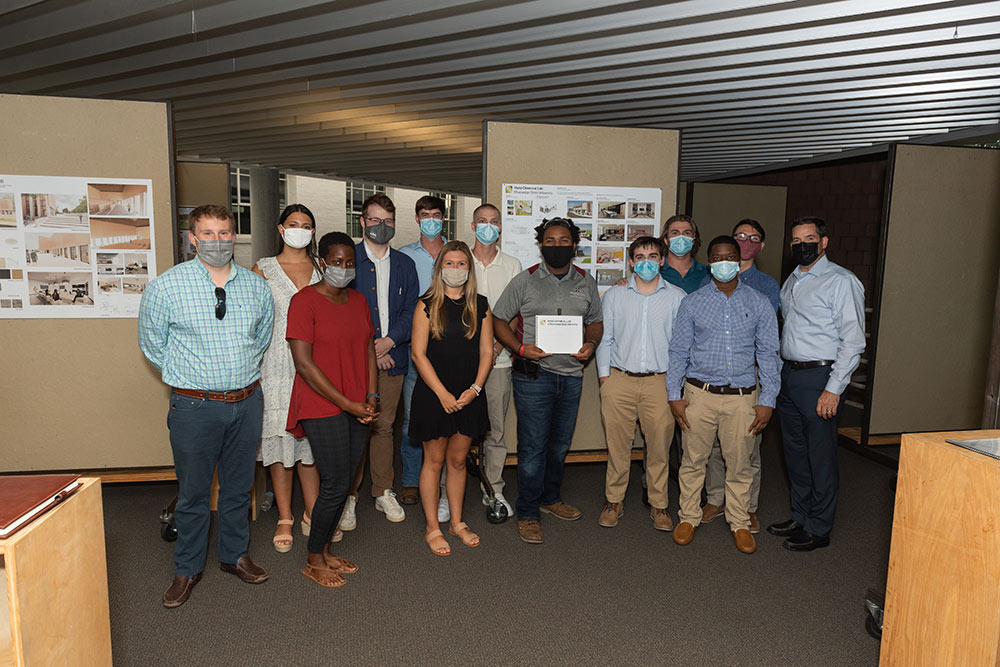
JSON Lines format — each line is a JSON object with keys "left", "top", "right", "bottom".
{"left": 278, "top": 173, "right": 287, "bottom": 212}
{"left": 229, "top": 167, "right": 251, "bottom": 235}
{"left": 346, "top": 182, "right": 386, "bottom": 238}
{"left": 432, "top": 192, "right": 458, "bottom": 240}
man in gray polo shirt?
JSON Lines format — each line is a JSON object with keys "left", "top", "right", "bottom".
{"left": 493, "top": 218, "right": 603, "bottom": 544}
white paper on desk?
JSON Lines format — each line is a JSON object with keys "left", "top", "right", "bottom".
{"left": 535, "top": 315, "right": 583, "bottom": 354}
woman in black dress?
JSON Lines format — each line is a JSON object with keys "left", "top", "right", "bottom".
{"left": 410, "top": 240, "right": 493, "bottom": 555}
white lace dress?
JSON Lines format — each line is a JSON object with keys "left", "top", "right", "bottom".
{"left": 256, "top": 256, "right": 320, "bottom": 467}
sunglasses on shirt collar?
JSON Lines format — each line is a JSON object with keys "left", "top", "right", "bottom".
{"left": 215, "top": 287, "right": 226, "bottom": 320}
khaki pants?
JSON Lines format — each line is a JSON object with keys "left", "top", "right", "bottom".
{"left": 677, "top": 382, "right": 756, "bottom": 530}
{"left": 481, "top": 365, "right": 512, "bottom": 495}
{"left": 351, "top": 371, "right": 404, "bottom": 498}
{"left": 705, "top": 386, "right": 762, "bottom": 512}
{"left": 600, "top": 368, "right": 674, "bottom": 509}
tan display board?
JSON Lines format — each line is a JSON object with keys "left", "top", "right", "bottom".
{"left": 868, "top": 144, "right": 1000, "bottom": 435}
{"left": 0, "top": 94, "right": 174, "bottom": 471}
{"left": 690, "top": 182, "right": 787, "bottom": 281}
{"left": 484, "top": 121, "right": 679, "bottom": 451}
{"left": 176, "top": 161, "right": 229, "bottom": 208}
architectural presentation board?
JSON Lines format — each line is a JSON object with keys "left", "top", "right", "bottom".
{"left": 0, "top": 93, "right": 175, "bottom": 471}
{"left": 689, "top": 182, "right": 787, "bottom": 281}
{"left": 500, "top": 183, "right": 661, "bottom": 293}
{"left": 484, "top": 121, "right": 679, "bottom": 451}
{"left": 867, "top": 144, "right": 1000, "bottom": 435}
{"left": 0, "top": 174, "right": 156, "bottom": 318}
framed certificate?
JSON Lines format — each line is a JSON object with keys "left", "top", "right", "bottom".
{"left": 535, "top": 315, "right": 583, "bottom": 354}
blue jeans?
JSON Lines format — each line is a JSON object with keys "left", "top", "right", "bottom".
{"left": 399, "top": 362, "right": 423, "bottom": 487}
{"left": 167, "top": 389, "right": 263, "bottom": 577}
{"left": 512, "top": 368, "right": 583, "bottom": 520}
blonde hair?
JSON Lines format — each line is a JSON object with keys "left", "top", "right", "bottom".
{"left": 426, "top": 241, "right": 479, "bottom": 340}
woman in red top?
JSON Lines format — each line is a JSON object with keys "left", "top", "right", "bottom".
{"left": 287, "top": 232, "right": 377, "bottom": 587}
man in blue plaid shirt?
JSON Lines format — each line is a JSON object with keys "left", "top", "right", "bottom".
{"left": 138, "top": 204, "right": 274, "bottom": 608}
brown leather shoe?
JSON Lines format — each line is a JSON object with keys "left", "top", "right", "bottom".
{"left": 598, "top": 501, "right": 624, "bottom": 527}
{"left": 650, "top": 507, "right": 673, "bottom": 532}
{"left": 673, "top": 521, "right": 695, "bottom": 545}
{"left": 219, "top": 555, "right": 269, "bottom": 584}
{"left": 733, "top": 528, "right": 757, "bottom": 554}
{"left": 517, "top": 519, "right": 543, "bottom": 544}
{"left": 748, "top": 512, "right": 760, "bottom": 534}
{"left": 540, "top": 501, "right": 582, "bottom": 521}
{"left": 701, "top": 503, "right": 725, "bottom": 523}
{"left": 162, "top": 573, "right": 201, "bottom": 608}
{"left": 399, "top": 486, "right": 419, "bottom": 505}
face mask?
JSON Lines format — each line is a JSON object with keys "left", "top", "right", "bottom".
{"left": 475, "top": 223, "right": 500, "bottom": 245}
{"left": 365, "top": 221, "right": 395, "bottom": 245}
{"left": 196, "top": 239, "right": 234, "bottom": 267}
{"left": 540, "top": 245, "right": 574, "bottom": 269}
{"left": 737, "top": 239, "right": 762, "bottom": 261}
{"left": 668, "top": 235, "right": 694, "bottom": 256}
{"left": 441, "top": 268, "right": 469, "bottom": 287}
{"left": 632, "top": 258, "right": 660, "bottom": 282}
{"left": 281, "top": 226, "right": 313, "bottom": 249}
{"left": 791, "top": 241, "right": 820, "bottom": 267}
{"left": 322, "top": 265, "right": 355, "bottom": 288}
{"left": 710, "top": 260, "right": 740, "bottom": 283}
{"left": 419, "top": 217, "right": 442, "bottom": 239}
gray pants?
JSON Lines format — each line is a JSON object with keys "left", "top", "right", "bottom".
{"left": 705, "top": 433, "right": 761, "bottom": 512}
{"left": 481, "top": 365, "right": 512, "bottom": 494}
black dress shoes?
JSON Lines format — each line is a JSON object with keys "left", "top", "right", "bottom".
{"left": 766, "top": 519, "right": 803, "bottom": 537}
{"left": 163, "top": 573, "right": 202, "bottom": 608}
{"left": 220, "top": 555, "right": 269, "bottom": 583}
{"left": 782, "top": 530, "right": 830, "bottom": 551}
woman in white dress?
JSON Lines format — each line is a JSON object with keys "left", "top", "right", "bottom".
{"left": 253, "top": 204, "right": 324, "bottom": 552}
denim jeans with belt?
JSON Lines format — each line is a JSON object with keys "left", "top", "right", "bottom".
{"left": 512, "top": 368, "right": 583, "bottom": 520}
{"left": 167, "top": 389, "right": 263, "bottom": 577}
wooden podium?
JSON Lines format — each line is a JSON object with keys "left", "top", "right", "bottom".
{"left": 0, "top": 478, "right": 112, "bottom": 666}
{"left": 881, "top": 430, "right": 1000, "bottom": 665}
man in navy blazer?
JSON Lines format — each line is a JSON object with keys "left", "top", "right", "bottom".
{"left": 341, "top": 193, "right": 419, "bottom": 529}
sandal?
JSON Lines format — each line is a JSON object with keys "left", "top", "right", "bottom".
{"left": 424, "top": 529, "right": 451, "bottom": 556}
{"left": 324, "top": 554, "right": 359, "bottom": 574}
{"left": 301, "top": 512, "right": 311, "bottom": 537}
{"left": 301, "top": 563, "right": 346, "bottom": 588}
{"left": 273, "top": 519, "right": 294, "bottom": 553}
{"left": 331, "top": 528, "right": 343, "bottom": 543}
{"left": 448, "top": 522, "right": 480, "bottom": 548}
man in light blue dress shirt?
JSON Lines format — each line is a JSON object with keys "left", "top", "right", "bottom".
{"left": 138, "top": 204, "right": 274, "bottom": 608}
{"left": 768, "top": 216, "right": 865, "bottom": 551}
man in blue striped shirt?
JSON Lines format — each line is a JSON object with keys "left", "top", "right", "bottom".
{"left": 138, "top": 204, "right": 274, "bottom": 608}
{"left": 666, "top": 235, "right": 780, "bottom": 554}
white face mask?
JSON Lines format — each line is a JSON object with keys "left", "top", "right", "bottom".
{"left": 441, "top": 268, "right": 469, "bottom": 287}
{"left": 281, "top": 226, "right": 313, "bottom": 249}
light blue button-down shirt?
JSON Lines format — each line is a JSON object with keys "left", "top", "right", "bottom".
{"left": 399, "top": 236, "right": 448, "bottom": 295}
{"left": 780, "top": 254, "right": 866, "bottom": 395}
{"left": 596, "top": 274, "right": 686, "bottom": 384}
{"left": 138, "top": 258, "right": 274, "bottom": 391}
{"left": 666, "top": 279, "right": 780, "bottom": 407}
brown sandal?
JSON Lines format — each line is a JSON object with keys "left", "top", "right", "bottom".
{"left": 301, "top": 563, "right": 346, "bottom": 587}
{"left": 424, "top": 529, "right": 451, "bottom": 556}
{"left": 448, "top": 522, "right": 480, "bottom": 548}
{"left": 325, "top": 555, "right": 359, "bottom": 574}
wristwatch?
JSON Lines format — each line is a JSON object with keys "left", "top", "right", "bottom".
{"left": 470, "top": 383, "right": 482, "bottom": 395}
{"left": 366, "top": 392, "right": 380, "bottom": 402}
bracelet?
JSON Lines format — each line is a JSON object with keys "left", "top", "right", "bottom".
{"left": 470, "top": 383, "right": 482, "bottom": 395}
{"left": 366, "top": 392, "right": 380, "bottom": 401}
{"left": 518, "top": 343, "right": 525, "bottom": 357}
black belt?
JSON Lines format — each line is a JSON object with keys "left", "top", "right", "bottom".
{"left": 782, "top": 359, "right": 834, "bottom": 370}
{"left": 173, "top": 380, "right": 260, "bottom": 402}
{"left": 686, "top": 378, "right": 756, "bottom": 396}
{"left": 612, "top": 367, "right": 664, "bottom": 378}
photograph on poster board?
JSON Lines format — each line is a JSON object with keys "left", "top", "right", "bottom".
{"left": 567, "top": 200, "right": 592, "bottom": 219}
{"left": 597, "top": 223, "right": 625, "bottom": 242}
{"left": 596, "top": 268, "right": 626, "bottom": 286}
{"left": 124, "top": 253, "right": 148, "bottom": 274}
{"left": 595, "top": 244, "right": 624, "bottom": 265}
{"left": 87, "top": 183, "right": 148, "bottom": 217}
{"left": 123, "top": 277, "right": 148, "bottom": 294}
{"left": 627, "top": 223, "right": 655, "bottom": 241}
{"left": 0, "top": 195, "right": 15, "bottom": 227}
{"left": 90, "top": 217, "right": 151, "bottom": 249}
{"left": 575, "top": 243, "right": 592, "bottom": 264}
{"left": 28, "top": 272, "right": 93, "bottom": 306}
{"left": 25, "top": 231, "right": 91, "bottom": 268}
{"left": 96, "top": 253, "right": 124, "bottom": 275}
{"left": 629, "top": 202, "right": 655, "bottom": 219}
{"left": 598, "top": 201, "right": 626, "bottom": 219}
{"left": 0, "top": 234, "right": 22, "bottom": 268}
{"left": 576, "top": 222, "right": 593, "bottom": 241}
{"left": 513, "top": 200, "right": 532, "bottom": 216}
{"left": 99, "top": 278, "right": 122, "bottom": 293}
{"left": 21, "top": 192, "right": 88, "bottom": 230}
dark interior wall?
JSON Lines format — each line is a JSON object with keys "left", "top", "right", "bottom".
{"left": 717, "top": 154, "right": 887, "bottom": 306}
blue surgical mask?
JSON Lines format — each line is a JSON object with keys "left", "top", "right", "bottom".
{"left": 419, "top": 217, "right": 442, "bottom": 239}
{"left": 710, "top": 260, "right": 740, "bottom": 283}
{"left": 475, "top": 222, "right": 500, "bottom": 245}
{"left": 632, "top": 258, "right": 660, "bottom": 282}
{"left": 668, "top": 235, "right": 694, "bottom": 256}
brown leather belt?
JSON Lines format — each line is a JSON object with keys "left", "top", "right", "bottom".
{"left": 686, "top": 378, "right": 756, "bottom": 396}
{"left": 612, "top": 367, "right": 664, "bottom": 378}
{"left": 172, "top": 380, "right": 260, "bottom": 402}
{"left": 782, "top": 359, "right": 834, "bottom": 370}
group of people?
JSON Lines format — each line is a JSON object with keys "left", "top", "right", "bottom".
{"left": 138, "top": 196, "right": 865, "bottom": 607}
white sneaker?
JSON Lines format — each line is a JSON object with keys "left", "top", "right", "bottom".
{"left": 338, "top": 495, "right": 357, "bottom": 531}
{"left": 330, "top": 528, "right": 343, "bottom": 543}
{"left": 483, "top": 491, "right": 513, "bottom": 516}
{"left": 437, "top": 496, "right": 450, "bottom": 522}
{"left": 374, "top": 489, "right": 405, "bottom": 522}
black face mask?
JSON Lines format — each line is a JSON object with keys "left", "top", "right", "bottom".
{"left": 365, "top": 221, "right": 395, "bottom": 245}
{"left": 791, "top": 241, "right": 820, "bottom": 267}
{"left": 541, "top": 245, "right": 574, "bottom": 269}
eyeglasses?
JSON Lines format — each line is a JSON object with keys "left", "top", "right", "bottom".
{"left": 215, "top": 287, "right": 226, "bottom": 320}
{"left": 733, "top": 232, "right": 762, "bottom": 243}
{"left": 363, "top": 215, "right": 394, "bottom": 225}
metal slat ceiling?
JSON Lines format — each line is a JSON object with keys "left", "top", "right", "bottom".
{"left": 1, "top": 0, "right": 998, "bottom": 195}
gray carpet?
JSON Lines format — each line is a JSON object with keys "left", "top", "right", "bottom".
{"left": 102, "top": 428, "right": 892, "bottom": 666}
